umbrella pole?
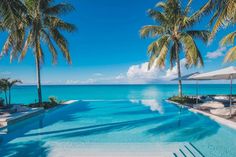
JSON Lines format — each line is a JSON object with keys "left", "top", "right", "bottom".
{"left": 230, "top": 75, "right": 233, "bottom": 117}
{"left": 196, "top": 80, "right": 199, "bottom": 105}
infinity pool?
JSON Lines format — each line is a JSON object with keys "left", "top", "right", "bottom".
{"left": 0, "top": 99, "right": 236, "bottom": 157}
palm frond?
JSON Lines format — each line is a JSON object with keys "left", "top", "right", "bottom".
{"left": 224, "top": 46, "right": 236, "bottom": 63}
{"left": 186, "top": 30, "right": 210, "bottom": 43}
{"left": 44, "top": 16, "right": 76, "bottom": 32}
{"left": 180, "top": 33, "right": 203, "bottom": 67}
{"left": 210, "top": 0, "right": 236, "bottom": 38}
{"left": 44, "top": 3, "right": 74, "bottom": 15}
{"left": 221, "top": 31, "right": 236, "bottom": 46}
{"left": 41, "top": 30, "right": 58, "bottom": 64}
{"left": 184, "top": 0, "right": 193, "bottom": 15}
{"left": 153, "top": 38, "right": 170, "bottom": 69}
{"left": 183, "top": 0, "right": 213, "bottom": 29}
{"left": 140, "top": 25, "right": 165, "bottom": 38}
{"left": 49, "top": 28, "right": 71, "bottom": 64}
{"left": 147, "top": 9, "right": 167, "bottom": 24}
{"left": 19, "top": 31, "right": 32, "bottom": 61}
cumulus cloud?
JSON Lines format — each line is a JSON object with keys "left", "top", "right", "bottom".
{"left": 163, "top": 59, "right": 187, "bottom": 80}
{"left": 127, "top": 62, "right": 162, "bottom": 83}
{"left": 126, "top": 59, "right": 188, "bottom": 83}
{"left": 206, "top": 47, "right": 226, "bottom": 59}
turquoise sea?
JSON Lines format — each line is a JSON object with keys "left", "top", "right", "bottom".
{"left": 7, "top": 84, "right": 236, "bottom": 104}
{"left": 0, "top": 84, "right": 236, "bottom": 157}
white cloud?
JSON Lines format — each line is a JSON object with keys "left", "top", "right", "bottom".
{"left": 163, "top": 59, "right": 187, "bottom": 80}
{"left": 127, "top": 62, "right": 162, "bottom": 83}
{"left": 206, "top": 47, "right": 226, "bottom": 59}
{"left": 126, "top": 59, "right": 188, "bottom": 83}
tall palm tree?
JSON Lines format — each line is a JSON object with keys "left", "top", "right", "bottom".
{"left": 140, "top": 0, "right": 210, "bottom": 97}
{"left": 19, "top": 0, "right": 76, "bottom": 104}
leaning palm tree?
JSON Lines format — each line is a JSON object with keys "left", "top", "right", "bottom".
{"left": 19, "top": 0, "right": 76, "bottom": 104}
{"left": 140, "top": 0, "right": 210, "bottom": 97}
{"left": 206, "top": 0, "right": 236, "bottom": 63}
{"left": 207, "top": 0, "right": 236, "bottom": 38}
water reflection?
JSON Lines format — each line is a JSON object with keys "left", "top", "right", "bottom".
{"left": 130, "top": 99, "right": 164, "bottom": 114}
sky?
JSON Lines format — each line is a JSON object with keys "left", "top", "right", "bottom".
{"left": 0, "top": 0, "right": 236, "bottom": 85}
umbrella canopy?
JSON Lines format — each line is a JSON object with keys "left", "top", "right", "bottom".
{"left": 171, "top": 72, "right": 200, "bottom": 81}
{"left": 190, "top": 66, "right": 236, "bottom": 117}
{"left": 190, "top": 66, "right": 236, "bottom": 80}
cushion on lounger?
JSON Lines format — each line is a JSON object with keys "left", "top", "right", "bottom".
{"left": 195, "top": 101, "right": 225, "bottom": 110}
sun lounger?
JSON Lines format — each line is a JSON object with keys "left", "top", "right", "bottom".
{"left": 194, "top": 101, "right": 225, "bottom": 110}
{"left": 210, "top": 106, "right": 236, "bottom": 117}
{"left": 11, "top": 105, "right": 30, "bottom": 112}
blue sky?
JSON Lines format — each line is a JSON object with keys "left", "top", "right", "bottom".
{"left": 0, "top": 0, "right": 236, "bottom": 84}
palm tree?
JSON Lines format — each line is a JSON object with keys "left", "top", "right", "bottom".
{"left": 0, "top": 0, "right": 27, "bottom": 60}
{"left": 0, "top": 79, "right": 9, "bottom": 105}
{"left": 207, "top": 0, "right": 236, "bottom": 38}
{"left": 7, "top": 79, "right": 22, "bottom": 105}
{"left": 140, "top": 0, "right": 210, "bottom": 97}
{"left": 18, "top": 0, "right": 76, "bottom": 104}
{"left": 206, "top": 0, "right": 236, "bottom": 63}
{"left": 0, "top": 78, "right": 22, "bottom": 106}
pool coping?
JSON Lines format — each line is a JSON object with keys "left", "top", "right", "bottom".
{"left": 166, "top": 100, "right": 236, "bottom": 130}
{"left": 0, "top": 108, "right": 44, "bottom": 129}
{"left": 0, "top": 100, "right": 79, "bottom": 129}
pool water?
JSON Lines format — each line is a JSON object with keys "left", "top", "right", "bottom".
{"left": 0, "top": 85, "right": 236, "bottom": 156}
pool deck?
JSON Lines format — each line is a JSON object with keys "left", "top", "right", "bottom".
{"left": 0, "top": 108, "right": 44, "bottom": 128}
{"left": 0, "top": 100, "right": 79, "bottom": 129}
{"left": 166, "top": 100, "right": 236, "bottom": 130}
{"left": 47, "top": 142, "right": 204, "bottom": 157}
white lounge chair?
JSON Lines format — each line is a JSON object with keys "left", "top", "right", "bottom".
{"left": 12, "top": 105, "right": 30, "bottom": 112}
{"left": 194, "top": 101, "right": 225, "bottom": 110}
{"left": 210, "top": 106, "right": 236, "bottom": 117}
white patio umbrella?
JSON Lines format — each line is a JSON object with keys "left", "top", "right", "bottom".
{"left": 190, "top": 66, "right": 236, "bottom": 117}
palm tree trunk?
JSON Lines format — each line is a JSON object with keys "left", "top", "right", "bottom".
{"left": 8, "top": 88, "right": 11, "bottom": 105}
{"left": 4, "top": 91, "right": 8, "bottom": 106}
{"left": 35, "top": 53, "right": 42, "bottom": 104}
{"left": 175, "top": 43, "right": 183, "bottom": 97}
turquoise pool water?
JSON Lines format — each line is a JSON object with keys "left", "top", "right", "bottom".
{"left": 0, "top": 85, "right": 236, "bottom": 156}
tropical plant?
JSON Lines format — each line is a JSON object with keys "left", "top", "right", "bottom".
{"left": 7, "top": 79, "right": 22, "bottom": 105}
{"left": 140, "top": 0, "right": 210, "bottom": 97}
{"left": 18, "top": 0, "right": 76, "bottom": 104}
{"left": 0, "top": 78, "right": 22, "bottom": 106}
{"left": 0, "top": 79, "right": 9, "bottom": 105}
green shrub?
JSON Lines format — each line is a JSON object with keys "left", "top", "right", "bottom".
{"left": 168, "top": 96, "right": 202, "bottom": 105}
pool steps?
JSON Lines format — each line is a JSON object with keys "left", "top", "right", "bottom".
{"left": 173, "top": 143, "right": 204, "bottom": 157}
